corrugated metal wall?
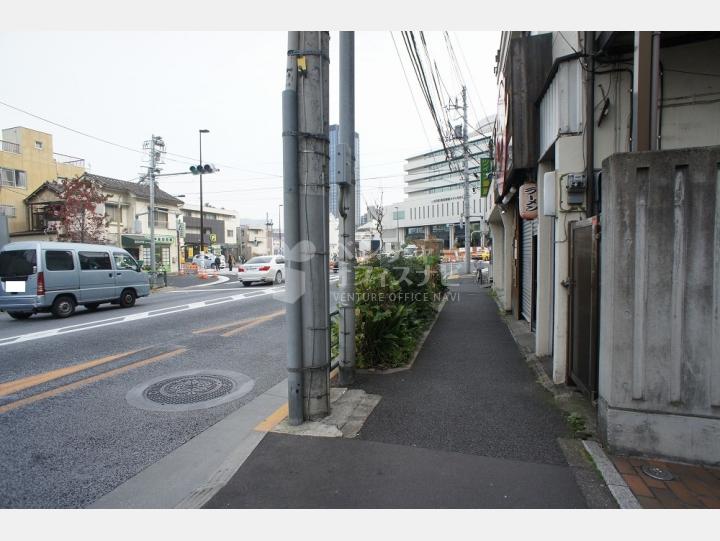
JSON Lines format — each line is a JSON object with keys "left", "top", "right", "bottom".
{"left": 539, "top": 60, "right": 583, "bottom": 157}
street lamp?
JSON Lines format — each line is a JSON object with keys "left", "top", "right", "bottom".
{"left": 199, "top": 129, "right": 209, "bottom": 253}
{"left": 278, "top": 204, "right": 283, "bottom": 255}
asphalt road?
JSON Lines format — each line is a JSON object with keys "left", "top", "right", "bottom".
{"left": 0, "top": 272, "right": 339, "bottom": 508}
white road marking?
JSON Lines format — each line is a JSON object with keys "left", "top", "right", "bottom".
{"left": 185, "top": 275, "right": 230, "bottom": 287}
{"left": 0, "top": 286, "right": 286, "bottom": 347}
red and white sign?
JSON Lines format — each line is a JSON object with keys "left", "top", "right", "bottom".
{"left": 519, "top": 183, "right": 538, "bottom": 220}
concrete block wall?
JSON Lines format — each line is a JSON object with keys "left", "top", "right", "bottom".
{"left": 598, "top": 145, "right": 720, "bottom": 464}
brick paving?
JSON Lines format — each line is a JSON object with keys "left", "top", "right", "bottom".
{"left": 611, "top": 455, "right": 720, "bottom": 509}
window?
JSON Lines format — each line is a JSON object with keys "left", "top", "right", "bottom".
{"left": 0, "top": 168, "right": 27, "bottom": 188}
{"left": 227, "top": 229, "right": 234, "bottom": 238}
{"left": 79, "top": 251, "right": 112, "bottom": 271}
{"left": 153, "top": 208, "right": 168, "bottom": 228}
{"left": 35, "top": 140, "right": 43, "bottom": 150}
{"left": 0, "top": 249, "right": 36, "bottom": 277}
{"left": 0, "top": 204, "right": 16, "bottom": 218}
{"left": 45, "top": 251, "right": 75, "bottom": 271}
{"left": 105, "top": 203, "right": 122, "bottom": 224}
{"left": 113, "top": 253, "right": 138, "bottom": 270}
{"left": 275, "top": 257, "right": 285, "bottom": 264}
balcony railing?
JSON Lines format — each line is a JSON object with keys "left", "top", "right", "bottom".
{"left": 1, "top": 140, "right": 20, "bottom": 154}
{"left": 54, "top": 153, "right": 85, "bottom": 168}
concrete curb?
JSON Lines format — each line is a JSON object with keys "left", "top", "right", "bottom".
{"left": 582, "top": 440, "right": 642, "bottom": 509}
{"left": 357, "top": 296, "right": 448, "bottom": 375}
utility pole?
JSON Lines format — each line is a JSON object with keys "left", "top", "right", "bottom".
{"left": 143, "top": 135, "right": 165, "bottom": 274}
{"left": 338, "top": 31, "right": 356, "bottom": 386}
{"left": 297, "top": 31, "right": 331, "bottom": 418}
{"left": 462, "top": 86, "right": 471, "bottom": 275}
{"left": 199, "top": 129, "right": 210, "bottom": 253}
{"left": 266, "top": 212, "right": 273, "bottom": 255}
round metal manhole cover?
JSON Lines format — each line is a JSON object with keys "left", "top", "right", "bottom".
{"left": 641, "top": 464, "right": 674, "bottom": 481}
{"left": 126, "top": 370, "right": 254, "bottom": 412}
{"left": 144, "top": 374, "right": 235, "bottom": 405}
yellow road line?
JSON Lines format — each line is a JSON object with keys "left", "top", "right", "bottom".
{"left": 254, "top": 402, "right": 289, "bottom": 432}
{"left": 0, "top": 347, "right": 187, "bottom": 415}
{"left": 193, "top": 309, "right": 285, "bottom": 335}
{"left": 0, "top": 348, "right": 149, "bottom": 397}
{"left": 220, "top": 310, "right": 285, "bottom": 337}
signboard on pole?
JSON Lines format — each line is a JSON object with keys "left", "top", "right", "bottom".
{"left": 480, "top": 157, "right": 492, "bottom": 197}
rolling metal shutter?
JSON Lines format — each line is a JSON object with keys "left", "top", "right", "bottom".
{"left": 521, "top": 219, "right": 536, "bottom": 322}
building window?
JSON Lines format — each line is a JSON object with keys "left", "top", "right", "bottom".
{"left": 0, "top": 168, "right": 26, "bottom": 189}
{"left": 105, "top": 203, "right": 123, "bottom": 224}
{"left": 227, "top": 229, "right": 234, "bottom": 238}
{"left": 153, "top": 208, "right": 168, "bottom": 228}
{"left": 0, "top": 204, "right": 16, "bottom": 218}
{"left": 35, "top": 140, "right": 43, "bottom": 150}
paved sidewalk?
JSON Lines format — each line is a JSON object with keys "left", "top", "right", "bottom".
{"left": 609, "top": 454, "right": 720, "bottom": 508}
{"left": 206, "top": 276, "right": 600, "bottom": 508}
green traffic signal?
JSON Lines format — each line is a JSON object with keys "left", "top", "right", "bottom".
{"left": 189, "top": 164, "right": 218, "bottom": 174}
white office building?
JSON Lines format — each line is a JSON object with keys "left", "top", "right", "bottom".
{"left": 358, "top": 135, "right": 492, "bottom": 252}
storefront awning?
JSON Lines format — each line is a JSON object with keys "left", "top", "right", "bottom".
{"left": 121, "top": 234, "right": 174, "bottom": 248}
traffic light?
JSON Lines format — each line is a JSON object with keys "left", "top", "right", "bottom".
{"left": 190, "top": 164, "right": 218, "bottom": 174}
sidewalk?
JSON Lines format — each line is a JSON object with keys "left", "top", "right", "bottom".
{"left": 204, "top": 276, "right": 611, "bottom": 508}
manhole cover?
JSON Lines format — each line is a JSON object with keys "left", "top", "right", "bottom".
{"left": 144, "top": 374, "right": 235, "bottom": 405}
{"left": 126, "top": 369, "right": 254, "bottom": 412}
{"left": 641, "top": 464, "right": 674, "bottom": 481}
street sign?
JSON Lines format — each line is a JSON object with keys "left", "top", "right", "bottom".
{"left": 209, "top": 233, "right": 217, "bottom": 243}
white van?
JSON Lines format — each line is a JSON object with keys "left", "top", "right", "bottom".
{"left": 0, "top": 241, "right": 150, "bottom": 319}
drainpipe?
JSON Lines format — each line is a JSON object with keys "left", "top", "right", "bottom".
{"left": 650, "top": 32, "right": 662, "bottom": 151}
{"left": 585, "top": 31, "right": 596, "bottom": 217}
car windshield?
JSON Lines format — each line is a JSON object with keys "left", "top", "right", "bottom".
{"left": 0, "top": 249, "right": 37, "bottom": 278}
{"left": 246, "top": 257, "right": 271, "bottom": 264}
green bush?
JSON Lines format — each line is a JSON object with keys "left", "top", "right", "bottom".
{"left": 352, "top": 255, "right": 446, "bottom": 369}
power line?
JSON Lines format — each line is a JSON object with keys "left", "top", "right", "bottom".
{"left": 0, "top": 98, "right": 282, "bottom": 178}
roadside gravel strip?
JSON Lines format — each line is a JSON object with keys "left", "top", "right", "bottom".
{"left": 0, "top": 286, "right": 285, "bottom": 347}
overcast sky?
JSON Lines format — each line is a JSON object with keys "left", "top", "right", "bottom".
{"left": 0, "top": 31, "right": 499, "bottom": 220}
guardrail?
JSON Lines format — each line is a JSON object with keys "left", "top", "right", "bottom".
{"left": 330, "top": 309, "right": 340, "bottom": 371}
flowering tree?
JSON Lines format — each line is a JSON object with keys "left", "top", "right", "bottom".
{"left": 58, "top": 176, "right": 109, "bottom": 243}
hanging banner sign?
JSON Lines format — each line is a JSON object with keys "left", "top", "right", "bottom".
{"left": 519, "top": 183, "right": 538, "bottom": 220}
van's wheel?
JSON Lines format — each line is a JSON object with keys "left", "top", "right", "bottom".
{"left": 51, "top": 296, "right": 76, "bottom": 318}
{"left": 8, "top": 311, "right": 32, "bottom": 320}
{"left": 119, "top": 289, "right": 136, "bottom": 308}
{"left": 85, "top": 303, "right": 100, "bottom": 312}
{"left": 274, "top": 271, "right": 282, "bottom": 284}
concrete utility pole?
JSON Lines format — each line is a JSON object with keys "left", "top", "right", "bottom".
{"left": 265, "top": 212, "right": 273, "bottom": 255}
{"left": 298, "top": 31, "right": 331, "bottom": 419}
{"left": 462, "top": 87, "right": 471, "bottom": 275}
{"left": 283, "top": 31, "right": 331, "bottom": 421}
{"left": 338, "top": 31, "right": 356, "bottom": 386}
{"left": 144, "top": 134, "right": 164, "bottom": 273}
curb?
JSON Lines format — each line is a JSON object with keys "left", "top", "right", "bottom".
{"left": 356, "top": 296, "right": 448, "bottom": 375}
{"left": 582, "top": 440, "right": 642, "bottom": 509}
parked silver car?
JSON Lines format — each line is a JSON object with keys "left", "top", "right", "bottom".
{"left": 0, "top": 241, "right": 150, "bottom": 319}
{"left": 237, "top": 255, "right": 285, "bottom": 286}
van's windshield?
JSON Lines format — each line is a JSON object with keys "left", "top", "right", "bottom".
{"left": 0, "top": 249, "right": 37, "bottom": 278}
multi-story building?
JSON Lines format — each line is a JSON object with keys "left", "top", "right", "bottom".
{"left": 236, "top": 219, "right": 273, "bottom": 258}
{"left": 180, "top": 203, "right": 238, "bottom": 260}
{"left": 488, "top": 31, "right": 720, "bottom": 464}
{"left": 23, "top": 173, "right": 184, "bottom": 272}
{"left": 328, "top": 125, "right": 361, "bottom": 223}
{"left": 357, "top": 135, "right": 491, "bottom": 252}
{"left": 0, "top": 127, "right": 85, "bottom": 235}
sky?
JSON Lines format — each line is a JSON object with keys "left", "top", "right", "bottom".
{"left": 0, "top": 31, "right": 500, "bottom": 221}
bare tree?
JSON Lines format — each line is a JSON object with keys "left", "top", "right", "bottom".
{"left": 373, "top": 192, "right": 384, "bottom": 247}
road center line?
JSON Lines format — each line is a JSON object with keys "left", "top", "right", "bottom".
{"left": 0, "top": 348, "right": 187, "bottom": 415}
{"left": 0, "top": 287, "right": 286, "bottom": 347}
{"left": 0, "top": 347, "right": 149, "bottom": 396}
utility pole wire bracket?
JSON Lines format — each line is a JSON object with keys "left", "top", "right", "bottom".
{"left": 287, "top": 362, "right": 331, "bottom": 373}
{"left": 282, "top": 130, "right": 329, "bottom": 143}
{"left": 287, "top": 49, "right": 331, "bottom": 62}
